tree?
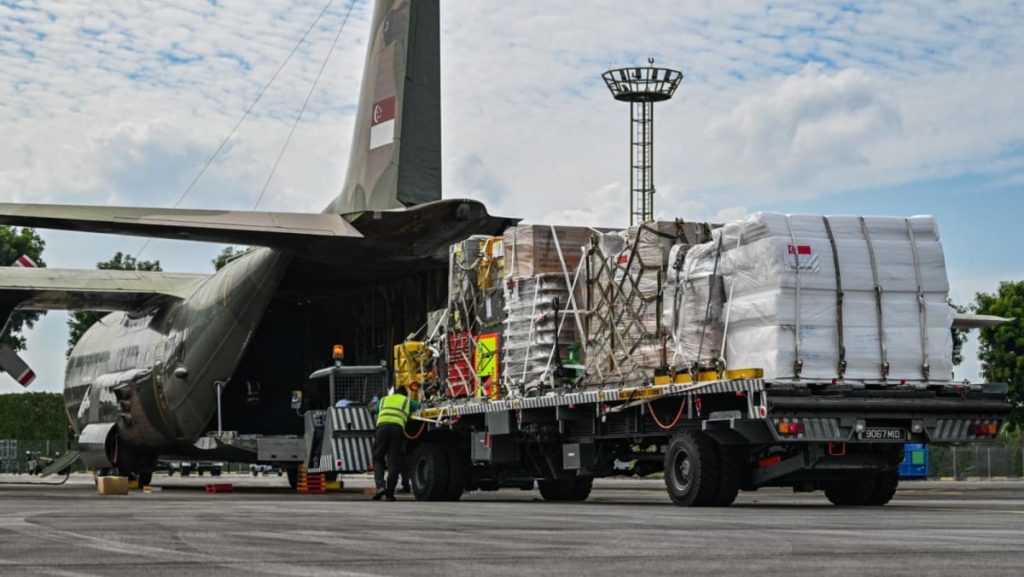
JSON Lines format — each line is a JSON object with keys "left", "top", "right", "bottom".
{"left": 0, "top": 226, "right": 46, "bottom": 351}
{"left": 66, "top": 252, "right": 161, "bottom": 355}
{"left": 974, "top": 281, "right": 1024, "bottom": 430}
{"left": 0, "top": 392, "right": 67, "bottom": 439}
{"left": 212, "top": 246, "right": 248, "bottom": 271}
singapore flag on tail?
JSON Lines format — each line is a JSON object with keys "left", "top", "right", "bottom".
{"left": 369, "top": 95, "right": 396, "bottom": 150}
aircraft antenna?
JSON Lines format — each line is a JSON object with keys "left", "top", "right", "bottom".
{"left": 602, "top": 60, "right": 682, "bottom": 226}
{"left": 135, "top": 0, "right": 338, "bottom": 258}
{"left": 253, "top": 0, "right": 357, "bottom": 211}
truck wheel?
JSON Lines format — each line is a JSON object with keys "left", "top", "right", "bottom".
{"left": 411, "top": 443, "right": 450, "bottom": 501}
{"left": 442, "top": 445, "right": 468, "bottom": 501}
{"left": 285, "top": 467, "right": 298, "bottom": 490}
{"left": 713, "top": 446, "right": 742, "bottom": 507}
{"left": 664, "top": 432, "right": 719, "bottom": 507}
{"left": 538, "top": 476, "right": 593, "bottom": 501}
{"left": 824, "top": 477, "right": 876, "bottom": 506}
{"left": 867, "top": 471, "right": 899, "bottom": 506}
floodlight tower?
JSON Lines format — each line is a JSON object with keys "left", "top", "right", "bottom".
{"left": 602, "top": 60, "right": 682, "bottom": 226}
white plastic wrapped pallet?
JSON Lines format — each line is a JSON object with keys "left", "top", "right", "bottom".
{"left": 665, "top": 242, "right": 726, "bottom": 368}
{"left": 711, "top": 212, "right": 953, "bottom": 382}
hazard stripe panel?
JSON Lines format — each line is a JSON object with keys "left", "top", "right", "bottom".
{"left": 307, "top": 406, "right": 376, "bottom": 473}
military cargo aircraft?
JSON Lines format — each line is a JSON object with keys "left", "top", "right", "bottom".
{"left": 0, "top": 0, "right": 510, "bottom": 481}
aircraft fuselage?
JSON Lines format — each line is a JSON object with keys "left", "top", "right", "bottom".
{"left": 64, "top": 248, "right": 289, "bottom": 453}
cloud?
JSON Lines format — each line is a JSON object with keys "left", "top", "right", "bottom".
{"left": 2, "top": 0, "right": 1024, "bottom": 392}
{"left": 703, "top": 66, "right": 901, "bottom": 191}
{"left": 447, "top": 153, "right": 510, "bottom": 210}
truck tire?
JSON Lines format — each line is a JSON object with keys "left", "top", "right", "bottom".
{"left": 824, "top": 477, "right": 876, "bottom": 506}
{"left": 285, "top": 467, "right": 298, "bottom": 490}
{"left": 867, "top": 470, "right": 899, "bottom": 506}
{"left": 538, "top": 476, "right": 593, "bottom": 502}
{"left": 411, "top": 443, "right": 450, "bottom": 502}
{"left": 664, "top": 432, "right": 719, "bottom": 507}
{"left": 442, "top": 445, "right": 468, "bottom": 502}
{"left": 713, "top": 446, "right": 742, "bottom": 507}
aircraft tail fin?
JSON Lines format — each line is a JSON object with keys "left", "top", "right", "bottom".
{"left": 326, "top": 0, "right": 441, "bottom": 215}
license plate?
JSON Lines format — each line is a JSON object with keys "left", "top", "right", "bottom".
{"left": 861, "top": 427, "right": 906, "bottom": 441}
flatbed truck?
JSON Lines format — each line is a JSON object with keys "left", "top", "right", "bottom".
{"left": 399, "top": 373, "right": 1009, "bottom": 506}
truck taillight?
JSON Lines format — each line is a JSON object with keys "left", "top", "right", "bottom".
{"left": 777, "top": 420, "right": 805, "bottom": 435}
{"left": 969, "top": 422, "right": 998, "bottom": 437}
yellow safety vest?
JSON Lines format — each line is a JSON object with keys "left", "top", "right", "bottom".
{"left": 376, "top": 394, "right": 411, "bottom": 428}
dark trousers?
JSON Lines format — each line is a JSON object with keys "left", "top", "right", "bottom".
{"left": 372, "top": 424, "right": 406, "bottom": 495}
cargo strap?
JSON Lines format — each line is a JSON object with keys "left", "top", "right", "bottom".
{"left": 670, "top": 244, "right": 685, "bottom": 365}
{"left": 549, "top": 225, "right": 587, "bottom": 347}
{"left": 719, "top": 226, "right": 745, "bottom": 370}
{"left": 519, "top": 279, "right": 542, "bottom": 386}
{"left": 783, "top": 216, "right": 804, "bottom": 379}
{"left": 860, "top": 217, "right": 890, "bottom": 380}
{"left": 541, "top": 225, "right": 587, "bottom": 384}
{"left": 694, "top": 234, "right": 724, "bottom": 377}
{"left": 905, "top": 219, "right": 930, "bottom": 380}
{"left": 822, "top": 216, "right": 847, "bottom": 379}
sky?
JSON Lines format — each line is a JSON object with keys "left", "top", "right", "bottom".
{"left": 1, "top": 0, "right": 1023, "bottom": 393}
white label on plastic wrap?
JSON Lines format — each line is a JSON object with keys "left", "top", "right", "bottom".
{"left": 784, "top": 244, "right": 820, "bottom": 272}
{"left": 614, "top": 253, "right": 629, "bottom": 282}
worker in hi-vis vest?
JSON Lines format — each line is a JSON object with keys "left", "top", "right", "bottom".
{"left": 372, "top": 386, "right": 420, "bottom": 501}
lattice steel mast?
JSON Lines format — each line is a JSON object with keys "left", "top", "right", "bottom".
{"left": 602, "top": 60, "right": 682, "bottom": 226}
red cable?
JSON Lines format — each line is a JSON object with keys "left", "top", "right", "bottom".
{"left": 649, "top": 399, "right": 687, "bottom": 431}
{"left": 404, "top": 421, "right": 427, "bottom": 440}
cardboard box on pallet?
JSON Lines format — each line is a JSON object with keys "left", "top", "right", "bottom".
{"left": 503, "top": 224, "right": 594, "bottom": 279}
{"left": 502, "top": 274, "right": 583, "bottom": 395}
{"left": 584, "top": 226, "right": 669, "bottom": 386}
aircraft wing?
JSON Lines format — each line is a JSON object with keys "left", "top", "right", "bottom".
{"left": 0, "top": 203, "right": 362, "bottom": 248}
{"left": 0, "top": 267, "right": 207, "bottom": 311}
{"left": 952, "top": 313, "right": 1013, "bottom": 330}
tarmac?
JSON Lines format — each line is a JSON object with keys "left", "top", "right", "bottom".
{"left": 0, "top": 474, "right": 1022, "bottom": 577}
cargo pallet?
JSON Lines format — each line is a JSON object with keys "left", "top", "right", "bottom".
{"left": 403, "top": 375, "right": 1010, "bottom": 506}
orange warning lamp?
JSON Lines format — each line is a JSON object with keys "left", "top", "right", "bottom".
{"left": 332, "top": 344, "right": 345, "bottom": 360}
